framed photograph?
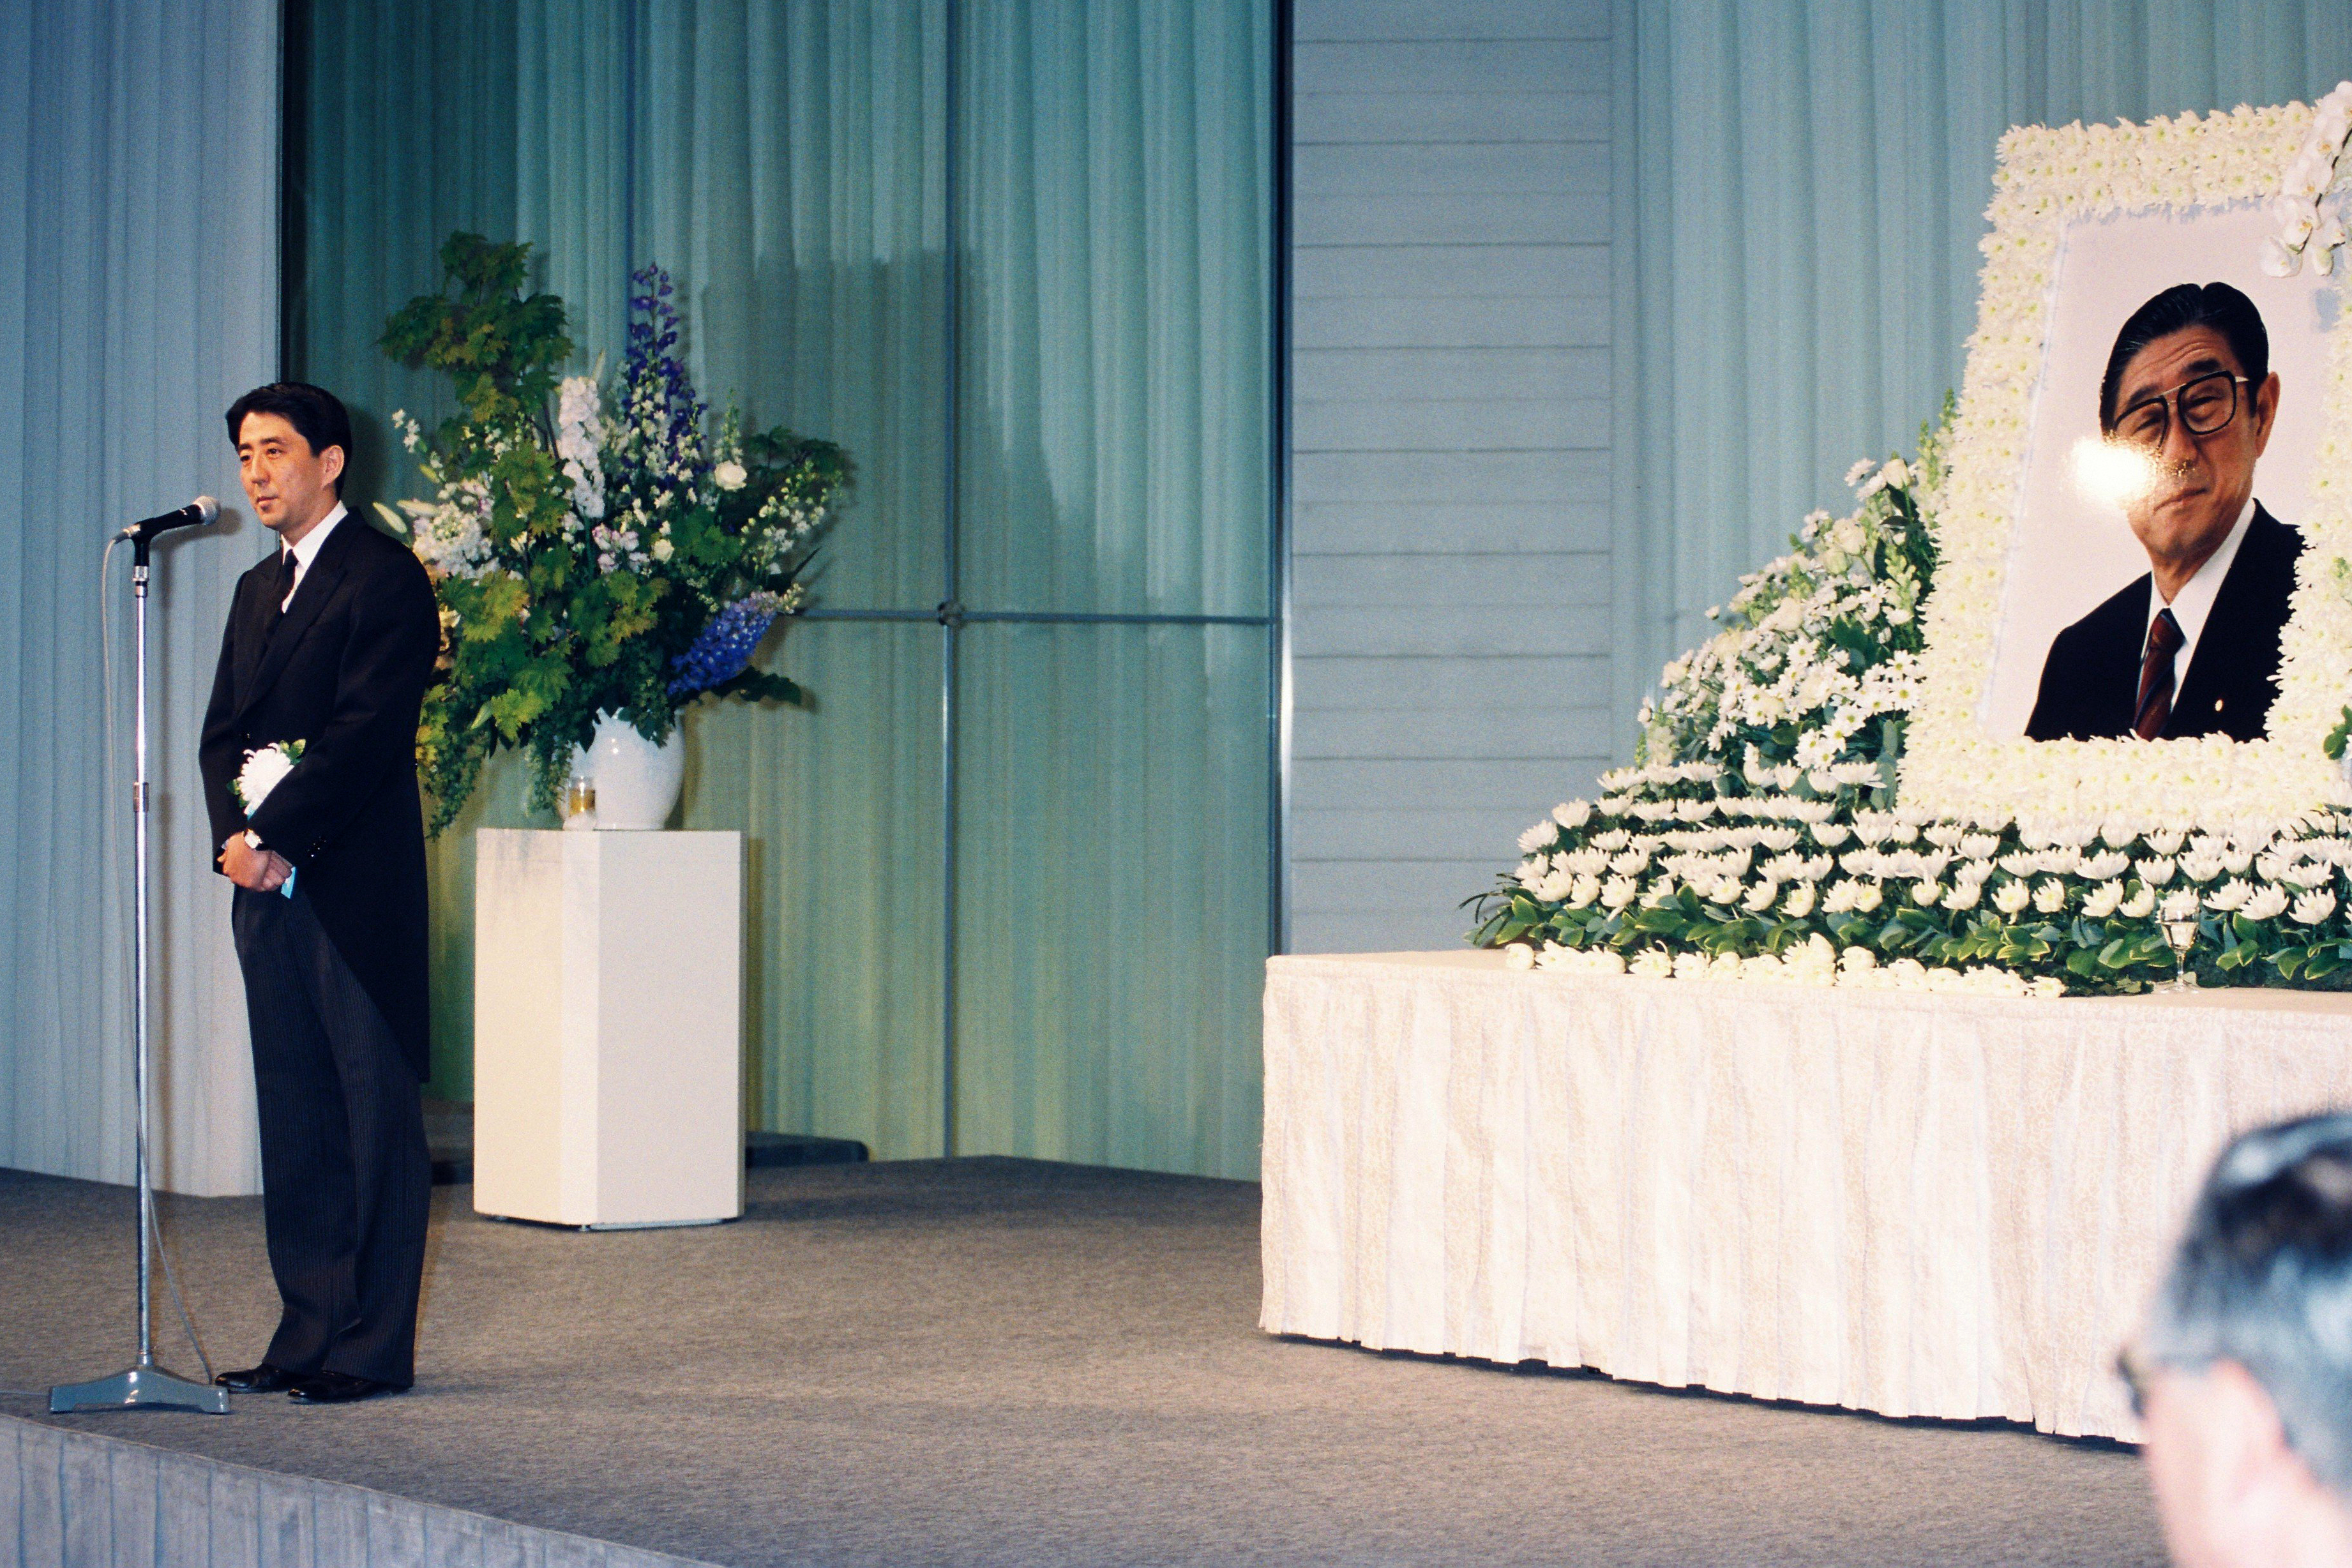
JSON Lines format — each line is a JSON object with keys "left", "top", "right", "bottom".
{"left": 1904, "top": 102, "right": 2352, "bottom": 827}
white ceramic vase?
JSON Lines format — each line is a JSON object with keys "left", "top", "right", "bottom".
{"left": 569, "top": 712, "right": 685, "bottom": 831}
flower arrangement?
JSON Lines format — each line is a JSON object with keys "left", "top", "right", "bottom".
{"left": 1470, "top": 422, "right": 2352, "bottom": 995}
{"left": 376, "top": 234, "right": 850, "bottom": 831}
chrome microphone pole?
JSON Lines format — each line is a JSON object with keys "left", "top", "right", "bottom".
{"left": 50, "top": 527, "right": 227, "bottom": 1415}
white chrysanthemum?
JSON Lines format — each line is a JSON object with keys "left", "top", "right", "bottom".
{"left": 1561, "top": 847, "right": 1610, "bottom": 877}
{"left": 2081, "top": 882, "right": 2125, "bottom": 919}
{"left": 1993, "top": 880, "right": 2032, "bottom": 916}
{"left": 2242, "top": 883, "right": 2292, "bottom": 921}
{"left": 234, "top": 743, "right": 300, "bottom": 811}
{"left": 2206, "top": 878, "right": 2253, "bottom": 912}
{"left": 1517, "top": 820, "right": 1556, "bottom": 855}
{"left": 2121, "top": 886, "right": 2159, "bottom": 919}
{"left": 2292, "top": 889, "right": 2339, "bottom": 926}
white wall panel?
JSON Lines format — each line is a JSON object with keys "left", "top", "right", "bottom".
{"left": 1288, "top": 0, "right": 1617, "bottom": 953}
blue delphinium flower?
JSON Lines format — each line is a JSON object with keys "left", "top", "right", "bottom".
{"left": 668, "top": 592, "right": 785, "bottom": 697}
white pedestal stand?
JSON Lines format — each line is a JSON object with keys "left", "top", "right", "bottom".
{"left": 472, "top": 829, "right": 744, "bottom": 1229}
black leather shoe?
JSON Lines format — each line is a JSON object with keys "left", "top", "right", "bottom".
{"left": 214, "top": 1362, "right": 299, "bottom": 1394}
{"left": 288, "top": 1369, "right": 402, "bottom": 1404}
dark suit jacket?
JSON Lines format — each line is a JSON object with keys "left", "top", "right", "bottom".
{"left": 200, "top": 513, "right": 441, "bottom": 1079}
{"left": 2024, "top": 505, "right": 2302, "bottom": 744}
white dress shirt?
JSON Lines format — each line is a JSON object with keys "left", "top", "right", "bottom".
{"left": 280, "top": 501, "right": 347, "bottom": 611}
{"left": 2145, "top": 496, "right": 2255, "bottom": 693}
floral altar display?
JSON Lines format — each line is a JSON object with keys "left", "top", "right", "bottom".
{"left": 376, "top": 234, "right": 850, "bottom": 831}
{"left": 1474, "top": 87, "right": 2352, "bottom": 996}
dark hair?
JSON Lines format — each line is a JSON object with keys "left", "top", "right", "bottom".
{"left": 2099, "top": 282, "right": 2270, "bottom": 431}
{"left": 2145, "top": 1112, "right": 2352, "bottom": 1493}
{"left": 224, "top": 382, "right": 353, "bottom": 494}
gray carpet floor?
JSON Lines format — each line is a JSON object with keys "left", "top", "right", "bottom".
{"left": 0, "top": 1158, "right": 2166, "bottom": 1567}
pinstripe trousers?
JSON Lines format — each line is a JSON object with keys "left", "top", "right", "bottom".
{"left": 231, "top": 886, "right": 430, "bottom": 1387}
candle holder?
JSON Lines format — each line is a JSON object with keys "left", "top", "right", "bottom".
{"left": 563, "top": 776, "right": 598, "bottom": 832}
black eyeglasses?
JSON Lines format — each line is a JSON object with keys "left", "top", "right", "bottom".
{"left": 2111, "top": 371, "right": 2250, "bottom": 451}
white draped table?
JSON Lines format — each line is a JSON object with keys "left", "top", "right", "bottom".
{"left": 1258, "top": 950, "right": 2352, "bottom": 1438}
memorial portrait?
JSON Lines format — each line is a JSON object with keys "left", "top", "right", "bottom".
{"left": 1986, "top": 208, "right": 2333, "bottom": 744}
{"left": 1904, "top": 108, "right": 2352, "bottom": 825}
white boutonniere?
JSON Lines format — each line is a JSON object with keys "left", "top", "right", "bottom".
{"left": 232, "top": 739, "right": 305, "bottom": 812}
{"left": 232, "top": 740, "right": 305, "bottom": 899}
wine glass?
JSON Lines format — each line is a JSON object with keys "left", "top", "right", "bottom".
{"left": 2157, "top": 912, "right": 2199, "bottom": 992}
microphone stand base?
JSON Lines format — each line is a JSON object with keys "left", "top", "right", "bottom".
{"left": 49, "top": 1363, "right": 229, "bottom": 1415}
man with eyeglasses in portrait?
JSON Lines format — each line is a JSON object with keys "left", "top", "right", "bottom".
{"left": 2120, "top": 1112, "right": 2352, "bottom": 1568}
{"left": 2026, "top": 281, "right": 2302, "bottom": 743}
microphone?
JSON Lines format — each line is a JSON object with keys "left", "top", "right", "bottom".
{"left": 119, "top": 496, "right": 220, "bottom": 545}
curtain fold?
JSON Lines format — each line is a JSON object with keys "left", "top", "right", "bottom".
{"left": 1616, "top": 0, "right": 2352, "bottom": 739}
{"left": 0, "top": 0, "right": 280, "bottom": 1193}
{"left": 951, "top": 1, "right": 1272, "bottom": 1176}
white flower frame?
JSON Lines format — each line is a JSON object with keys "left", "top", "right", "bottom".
{"left": 1904, "top": 98, "right": 2352, "bottom": 833}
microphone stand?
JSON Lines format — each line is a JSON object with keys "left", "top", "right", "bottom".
{"left": 49, "top": 529, "right": 228, "bottom": 1415}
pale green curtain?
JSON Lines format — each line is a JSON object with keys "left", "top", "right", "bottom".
{"left": 1617, "top": 0, "right": 2352, "bottom": 737}
{"left": 954, "top": 1, "right": 1272, "bottom": 1175}
{"left": 290, "top": 0, "right": 1272, "bottom": 1174}
{"left": 0, "top": 0, "right": 281, "bottom": 1193}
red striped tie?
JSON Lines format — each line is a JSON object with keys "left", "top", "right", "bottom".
{"left": 2135, "top": 608, "right": 2183, "bottom": 740}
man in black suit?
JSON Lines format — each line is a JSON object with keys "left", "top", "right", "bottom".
{"left": 2026, "top": 282, "right": 2302, "bottom": 743}
{"left": 199, "top": 383, "right": 440, "bottom": 1404}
